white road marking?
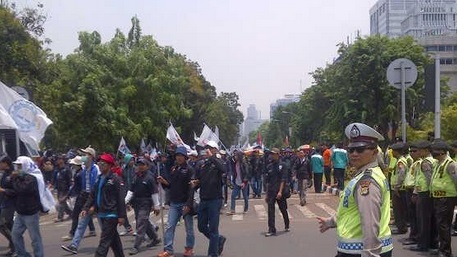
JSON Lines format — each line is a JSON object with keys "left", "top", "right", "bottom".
{"left": 315, "top": 203, "right": 337, "bottom": 217}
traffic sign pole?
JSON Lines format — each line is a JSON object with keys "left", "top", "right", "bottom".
{"left": 401, "top": 61, "right": 406, "bottom": 143}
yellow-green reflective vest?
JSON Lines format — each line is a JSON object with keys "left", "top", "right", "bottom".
{"left": 415, "top": 157, "right": 436, "bottom": 193}
{"left": 390, "top": 156, "right": 408, "bottom": 189}
{"left": 336, "top": 166, "right": 392, "bottom": 254}
{"left": 431, "top": 156, "right": 457, "bottom": 198}
{"left": 405, "top": 159, "right": 420, "bottom": 188}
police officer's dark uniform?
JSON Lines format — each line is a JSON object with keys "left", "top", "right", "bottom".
{"left": 264, "top": 147, "right": 290, "bottom": 237}
{"left": 317, "top": 123, "right": 393, "bottom": 257}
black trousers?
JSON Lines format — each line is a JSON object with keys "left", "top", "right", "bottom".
{"left": 333, "top": 168, "right": 345, "bottom": 190}
{"left": 324, "top": 166, "right": 332, "bottom": 185}
{"left": 434, "top": 197, "right": 457, "bottom": 257}
{"left": 416, "top": 192, "right": 438, "bottom": 249}
{"left": 405, "top": 188, "right": 417, "bottom": 239}
{"left": 313, "top": 173, "right": 323, "bottom": 193}
{"left": 267, "top": 195, "right": 289, "bottom": 233}
{"left": 0, "top": 206, "right": 15, "bottom": 250}
{"left": 336, "top": 250, "right": 392, "bottom": 257}
{"left": 95, "top": 217, "right": 124, "bottom": 257}
{"left": 392, "top": 190, "right": 407, "bottom": 232}
{"left": 69, "top": 193, "right": 95, "bottom": 235}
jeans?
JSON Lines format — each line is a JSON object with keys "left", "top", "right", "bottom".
{"left": 198, "top": 199, "right": 223, "bottom": 257}
{"left": 251, "top": 177, "right": 262, "bottom": 197}
{"left": 230, "top": 184, "right": 248, "bottom": 212}
{"left": 71, "top": 214, "right": 98, "bottom": 248}
{"left": 12, "top": 212, "right": 43, "bottom": 257}
{"left": 164, "top": 202, "right": 195, "bottom": 253}
{"left": 69, "top": 193, "right": 95, "bottom": 235}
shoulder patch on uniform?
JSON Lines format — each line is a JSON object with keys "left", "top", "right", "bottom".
{"left": 359, "top": 179, "right": 371, "bottom": 196}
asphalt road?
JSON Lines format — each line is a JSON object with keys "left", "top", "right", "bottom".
{"left": 8, "top": 192, "right": 457, "bottom": 257}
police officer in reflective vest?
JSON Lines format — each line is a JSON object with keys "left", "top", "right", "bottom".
{"left": 430, "top": 139, "right": 457, "bottom": 257}
{"left": 389, "top": 142, "right": 408, "bottom": 235}
{"left": 317, "top": 123, "right": 392, "bottom": 257}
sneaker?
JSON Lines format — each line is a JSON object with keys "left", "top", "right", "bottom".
{"left": 285, "top": 227, "right": 290, "bottom": 232}
{"left": 183, "top": 247, "right": 193, "bottom": 257}
{"left": 87, "top": 231, "right": 97, "bottom": 237}
{"left": 61, "top": 244, "right": 78, "bottom": 254}
{"left": 120, "top": 227, "right": 134, "bottom": 236}
{"left": 157, "top": 251, "right": 173, "bottom": 257}
{"left": 128, "top": 248, "right": 139, "bottom": 255}
{"left": 265, "top": 231, "right": 276, "bottom": 237}
{"left": 218, "top": 235, "right": 226, "bottom": 255}
{"left": 147, "top": 238, "right": 161, "bottom": 247}
{"left": 61, "top": 234, "right": 73, "bottom": 241}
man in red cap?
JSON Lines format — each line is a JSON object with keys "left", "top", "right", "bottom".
{"left": 82, "top": 153, "right": 126, "bottom": 257}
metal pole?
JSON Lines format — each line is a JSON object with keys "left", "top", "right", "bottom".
{"left": 401, "top": 61, "right": 406, "bottom": 143}
{"left": 435, "top": 54, "right": 441, "bottom": 139}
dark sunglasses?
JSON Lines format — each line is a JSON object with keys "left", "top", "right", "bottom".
{"left": 348, "top": 147, "right": 374, "bottom": 154}
{"left": 432, "top": 151, "right": 446, "bottom": 156}
{"left": 410, "top": 149, "right": 419, "bottom": 153}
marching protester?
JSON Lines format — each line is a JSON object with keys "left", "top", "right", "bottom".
{"left": 52, "top": 154, "right": 73, "bottom": 222}
{"left": 249, "top": 148, "right": 264, "bottom": 199}
{"left": 62, "top": 155, "right": 97, "bottom": 241}
{"left": 264, "top": 147, "right": 290, "bottom": 237}
{"left": 293, "top": 146, "right": 311, "bottom": 206}
{"left": 120, "top": 153, "right": 135, "bottom": 236}
{"left": 227, "top": 150, "right": 250, "bottom": 215}
{"left": 193, "top": 141, "right": 227, "bottom": 257}
{"left": 81, "top": 153, "right": 126, "bottom": 257}
{"left": 61, "top": 147, "right": 99, "bottom": 254}
{"left": 11, "top": 156, "right": 46, "bottom": 257}
{"left": 125, "top": 157, "right": 161, "bottom": 255}
{"left": 156, "top": 146, "right": 195, "bottom": 257}
{"left": 0, "top": 154, "right": 16, "bottom": 256}
{"left": 317, "top": 123, "right": 393, "bottom": 257}
{"left": 331, "top": 142, "right": 348, "bottom": 191}
{"left": 311, "top": 148, "right": 324, "bottom": 193}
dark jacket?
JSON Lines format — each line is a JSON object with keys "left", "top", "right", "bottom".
{"left": 69, "top": 167, "right": 83, "bottom": 197}
{"left": 293, "top": 156, "right": 312, "bottom": 180}
{"left": 230, "top": 158, "right": 250, "bottom": 185}
{"left": 129, "top": 170, "right": 158, "bottom": 208}
{"left": 53, "top": 165, "right": 72, "bottom": 193}
{"left": 265, "top": 159, "right": 288, "bottom": 196}
{"left": 12, "top": 173, "right": 41, "bottom": 215}
{"left": 84, "top": 171, "right": 126, "bottom": 219}
{"left": 0, "top": 168, "right": 16, "bottom": 209}
{"left": 196, "top": 155, "right": 226, "bottom": 201}
{"left": 165, "top": 163, "right": 194, "bottom": 206}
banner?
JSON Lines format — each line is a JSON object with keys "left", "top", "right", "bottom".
{"left": 166, "top": 123, "right": 190, "bottom": 149}
{"left": 0, "top": 81, "right": 53, "bottom": 151}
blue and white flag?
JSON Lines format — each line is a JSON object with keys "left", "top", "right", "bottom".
{"left": 0, "top": 81, "right": 53, "bottom": 151}
{"left": 118, "top": 136, "right": 131, "bottom": 155}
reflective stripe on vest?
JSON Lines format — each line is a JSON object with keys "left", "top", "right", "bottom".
{"left": 431, "top": 156, "right": 457, "bottom": 198}
{"left": 415, "top": 157, "right": 435, "bottom": 193}
{"left": 336, "top": 166, "right": 392, "bottom": 254}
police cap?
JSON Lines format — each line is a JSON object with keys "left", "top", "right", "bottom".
{"left": 345, "top": 123, "right": 384, "bottom": 148}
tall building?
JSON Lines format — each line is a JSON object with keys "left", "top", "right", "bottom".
{"left": 370, "top": 0, "right": 457, "bottom": 91}
{"left": 270, "top": 94, "right": 300, "bottom": 119}
{"left": 243, "top": 104, "right": 266, "bottom": 137}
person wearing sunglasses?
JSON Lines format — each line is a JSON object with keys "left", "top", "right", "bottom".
{"left": 430, "top": 140, "right": 457, "bottom": 257}
{"left": 317, "top": 122, "right": 392, "bottom": 257}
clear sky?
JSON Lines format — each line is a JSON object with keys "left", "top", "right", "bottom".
{"left": 20, "top": 0, "right": 378, "bottom": 119}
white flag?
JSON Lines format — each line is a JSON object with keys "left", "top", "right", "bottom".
{"left": 118, "top": 137, "right": 131, "bottom": 154}
{"left": 197, "top": 124, "right": 220, "bottom": 147}
{"left": 166, "top": 123, "right": 190, "bottom": 149}
{"left": 0, "top": 104, "right": 18, "bottom": 129}
{"left": 140, "top": 138, "right": 147, "bottom": 153}
{"left": 0, "top": 81, "right": 53, "bottom": 151}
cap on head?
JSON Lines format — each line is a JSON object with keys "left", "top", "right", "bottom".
{"left": 431, "top": 139, "right": 450, "bottom": 151}
{"left": 136, "top": 157, "right": 150, "bottom": 165}
{"left": 345, "top": 123, "right": 384, "bottom": 148}
{"left": 79, "top": 146, "right": 96, "bottom": 157}
{"left": 270, "top": 147, "right": 280, "bottom": 154}
{"left": 0, "top": 154, "right": 12, "bottom": 166}
{"left": 175, "top": 146, "right": 188, "bottom": 157}
{"left": 69, "top": 156, "right": 83, "bottom": 166}
{"left": 410, "top": 140, "right": 431, "bottom": 149}
{"left": 390, "top": 142, "right": 407, "bottom": 151}
{"left": 206, "top": 141, "right": 219, "bottom": 150}
{"left": 99, "top": 153, "right": 115, "bottom": 165}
